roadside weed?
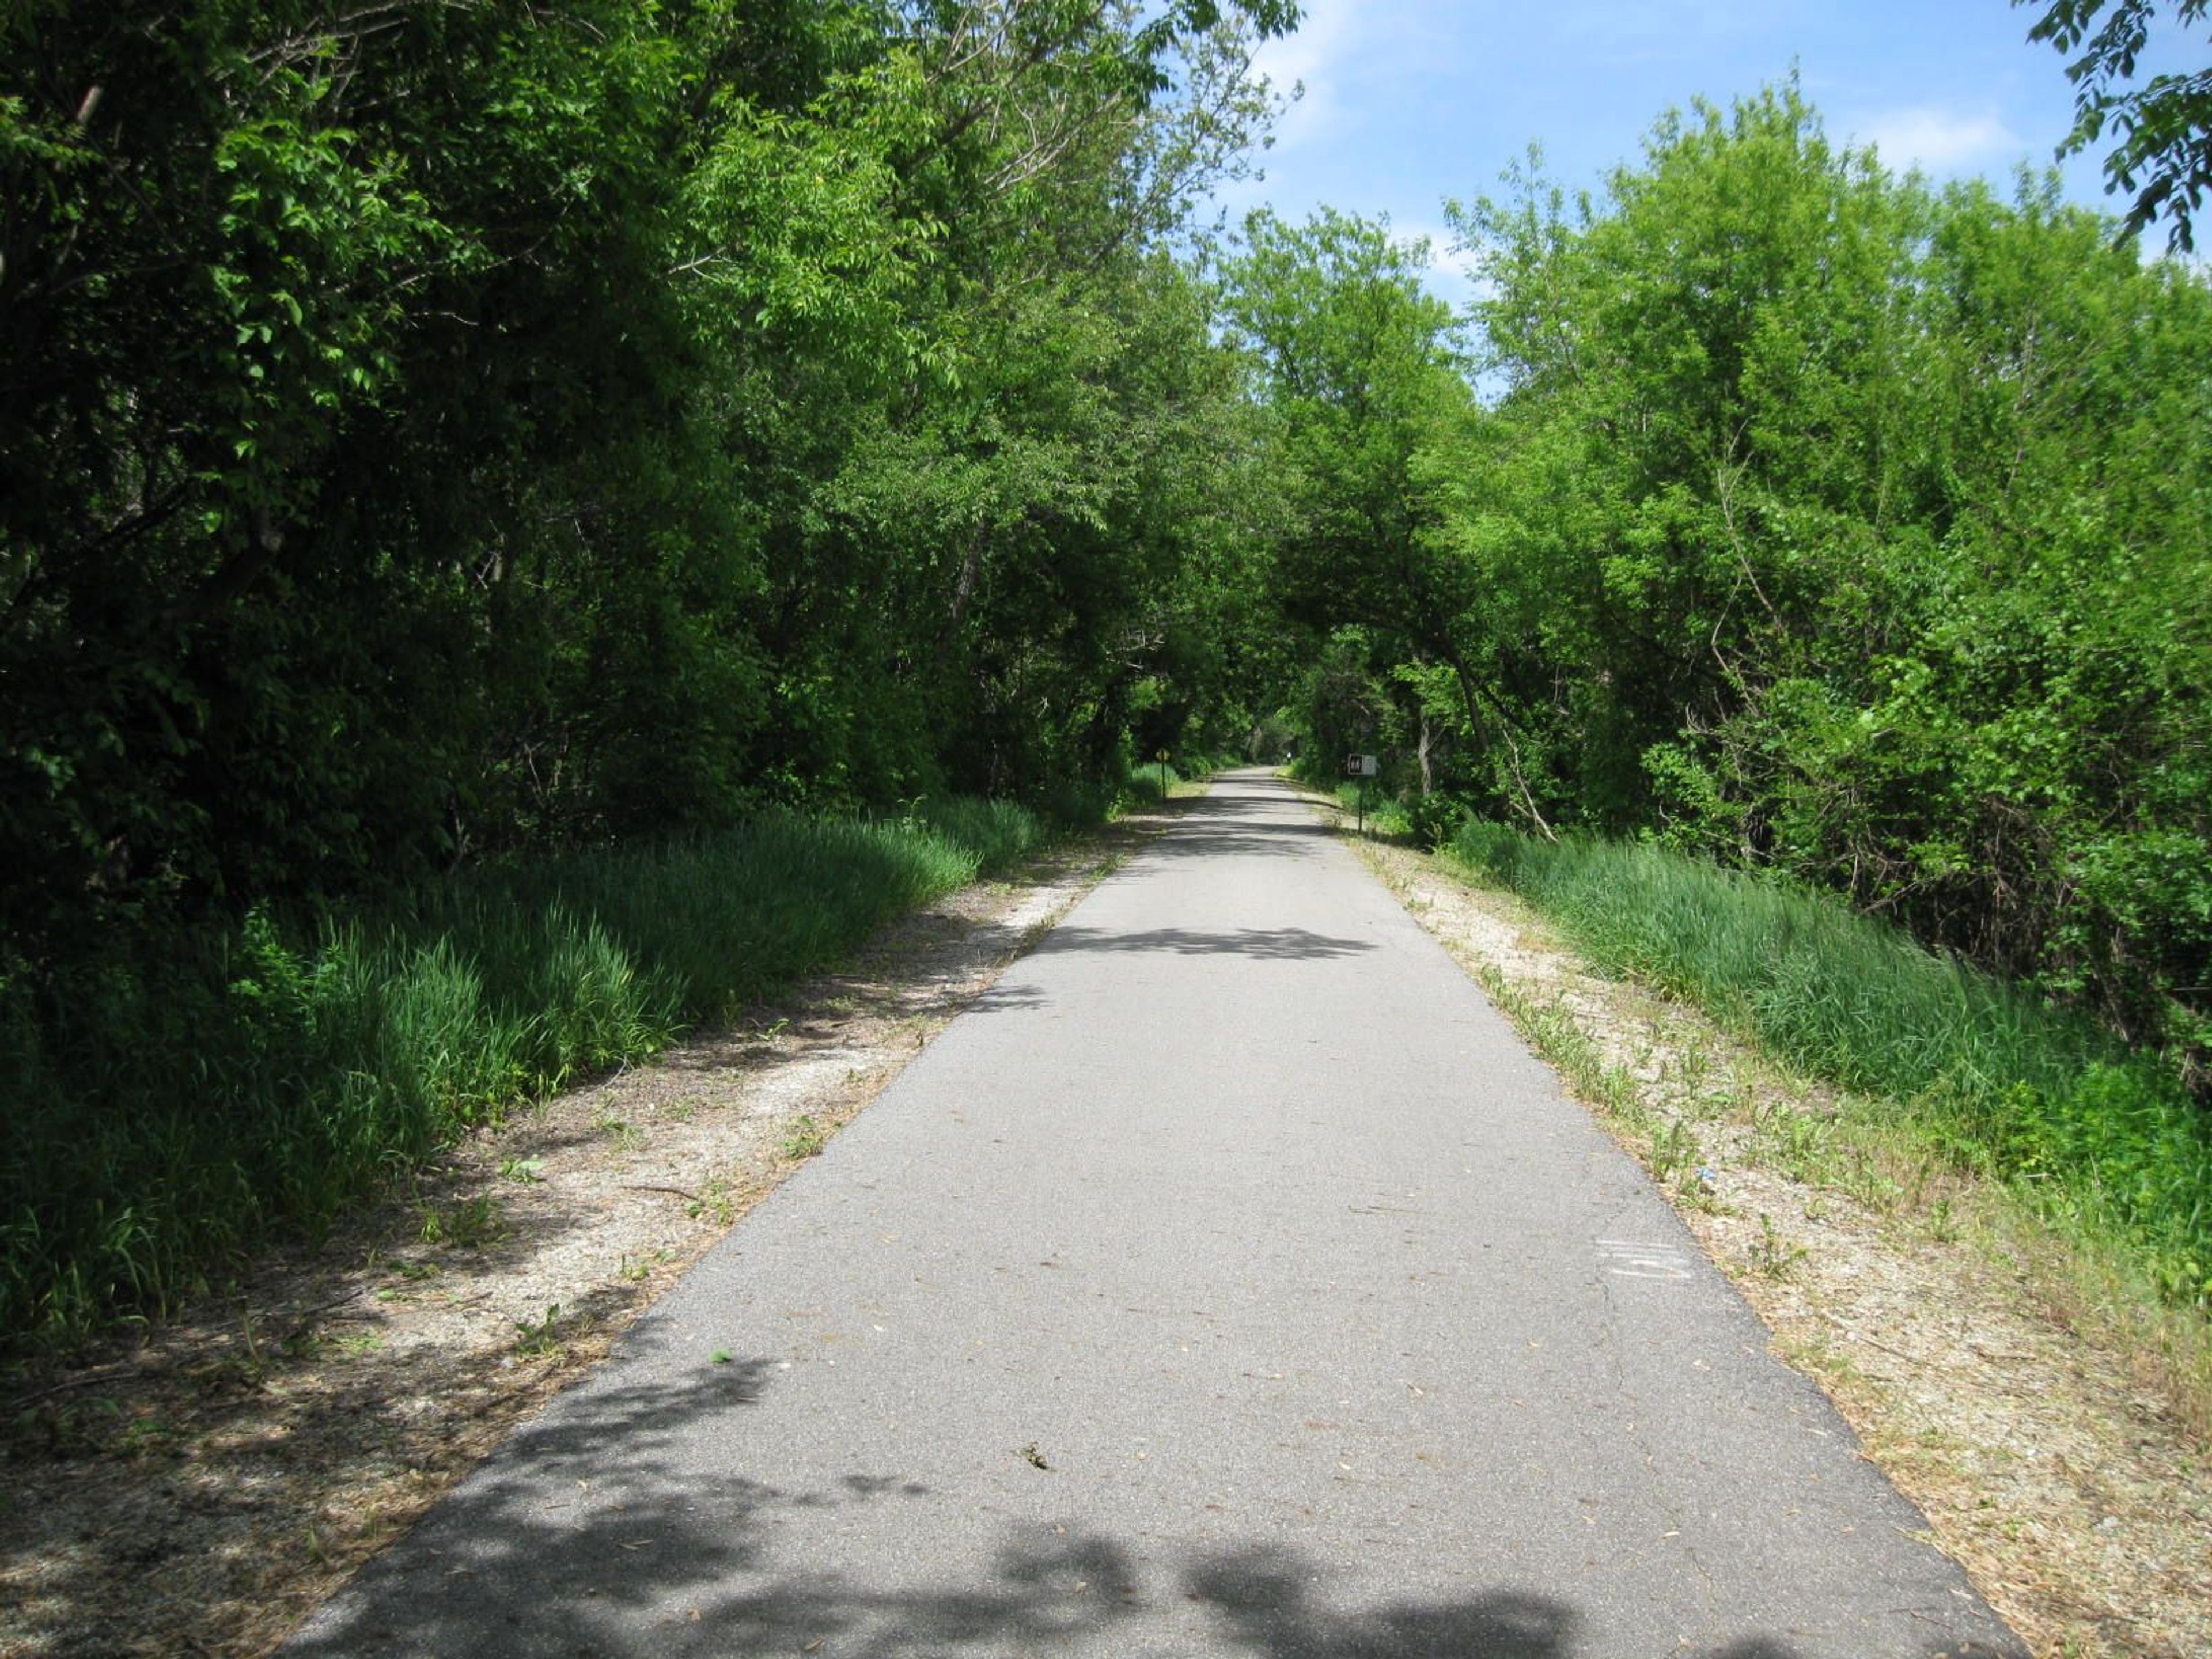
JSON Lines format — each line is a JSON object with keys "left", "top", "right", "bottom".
{"left": 514, "top": 1304, "right": 563, "bottom": 1357}
{"left": 420, "top": 1194, "right": 503, "bottom": 1250}
{"left": 1650, "top": 1118, "right": 1700, "bottom": 1187}
{"left": 1749, "top": 1214, "right": 1806, "bottom": 1280}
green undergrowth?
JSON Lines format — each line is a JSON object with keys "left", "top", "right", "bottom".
{"left": 1130, "top": 751, "right": 1234, "bottom": 805}
{"left": 1033, "top": 777, "right": 1122, "bottom": 830}
{"left": 1444, "top": 818, "right": 2212, "bottom": 1308}
{"left": 897, "top": 796, "right": 1050, "bottom": 876}
{"left": 1, "top": 799, "right": 1048, "bottom": 1347}
{"left": 1332, "top": 781, "right": 1416, "bottom": 837}
{"left": 1131, "top": 762, "right": 1183, "bottom": 802}
{"left": 1319, "top": 778, "right": 1458, "bottom": 849}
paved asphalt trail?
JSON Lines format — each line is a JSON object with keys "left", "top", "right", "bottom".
{"left": 289, "top": 771, "right": 2025, "bottom": 1659}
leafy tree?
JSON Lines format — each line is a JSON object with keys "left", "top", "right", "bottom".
{"left": 1442, "top": 89, "right": 1944, "bottom": 835}
{"left": 1219, "top": 209, "right": 1497, "bottom": 797}
{"left": 0, "top": 0, "right": 1300, "bottom": 960}
{"left": 1439, "top": 82, "right": 2212, "bottom": 1075}
{"left": 2020, "top": 0, "right": 2212, "bottom": 249}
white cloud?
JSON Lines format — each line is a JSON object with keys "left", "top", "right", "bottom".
{"left": 1249, "top": 0, "right": 1363, "bottom": 148}
{"left": 1390, "top": 217, "right": 1459, "bottom": 274}
{"left": 1851, "top": 107, "right": 2020, "bottom": 175}
{"left": 1390, "top": 219, "right": 1487, "bottom": 312}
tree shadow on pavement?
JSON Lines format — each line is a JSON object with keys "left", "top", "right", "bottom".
{"left": 282, "top": 1347, "right": 2016, "bottom": 1658}
{"left": 1033, "top": 926, "right": 1375, "bottom": 960}
{"left": 1183, "top": 1546, "right": 1574, "bottom": 1657}
{"left": 1138, "top": 796, "right": 1338, "bottom": 859}
{"left": 1143, "top": 826, "right": 1338, "bottom": 861}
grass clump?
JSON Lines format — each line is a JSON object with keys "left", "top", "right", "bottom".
{"left": 1125, "top": 749, "right": 1238, "bottom": 807}
{"left": 1334, "top": 782, "right": 1415, "bottom": 838}
{"left": 1032, "top": 778, "right": 1116, "bottom": 828}
{"left": 1130, "top": 762, "right": 1182, "bottom": 804}
{"left": 1, "top": 799, "right": 1047, "bottom": 1346}
{"left": 1445, "top": 818, "right": 2212, "bottom": 1308}
{"left": 897, "top": 797, "right": 1046, "bottom": 876}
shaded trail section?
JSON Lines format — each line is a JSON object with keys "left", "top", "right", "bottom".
{"left": 287, "top": 771, "right": 2023, "bottom": 1658}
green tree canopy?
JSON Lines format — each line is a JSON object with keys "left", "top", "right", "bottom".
{"left": 0, "top": 0, "right": 1297, "bottom": 953}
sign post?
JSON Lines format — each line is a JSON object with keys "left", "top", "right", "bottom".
{"left": 1344, "top": 753, "right": 1378, "bottom": 834}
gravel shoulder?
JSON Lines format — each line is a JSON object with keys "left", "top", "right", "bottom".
{"left": 1334, "top": 814, "right": 2211, "bottom": 1659}
{"left": 0, "top": 813, "right": 1159, "bottom": 1659}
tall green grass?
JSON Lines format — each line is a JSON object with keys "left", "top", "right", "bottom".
{"left": 898, "top": 796, "right": 1047, "bottom": 877}
{"left": 1, "top": 802, "right": 1044, "bottom": 1345}
{"left": 1333, "top": 781, "right": 1414, "bottom": 837}
{"left": 1128, "top": 751, "right": 1237, "bottom": 805}
{"left": 1446, "top": 818, "right": 2212, "bottom": 1306}
{"left": 1131, "top": 762, "right": 1182, "bottom": 803}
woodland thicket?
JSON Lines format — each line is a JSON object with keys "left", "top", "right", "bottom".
{"left": 3, "top": 0, "right": 1295, "bottom": 941}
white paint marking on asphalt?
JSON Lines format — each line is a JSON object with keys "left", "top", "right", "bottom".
{"left": 1596, "top": 1239, "right": 1696, "bottom": 1281}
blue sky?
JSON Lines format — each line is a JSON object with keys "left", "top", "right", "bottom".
{"left": 1210, "top": 0, "right": 2180, "bottom": 304}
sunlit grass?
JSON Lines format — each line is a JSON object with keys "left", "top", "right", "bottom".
{"left": 1444, "top": 817, "right": 2212, "bottom": 1309}
{"left": 1130, "top": 761, "right": 1181, "bottom": 803}
{"left": 1333, "top": 781, "right": 1412, "bottom": 836}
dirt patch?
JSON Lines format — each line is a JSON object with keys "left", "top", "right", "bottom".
{"left": 1339, "top": 817, "right": 2212, "bottom": 1659}
{"left": 0, "top": 813, "right": 1162, "bottom": 1659}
